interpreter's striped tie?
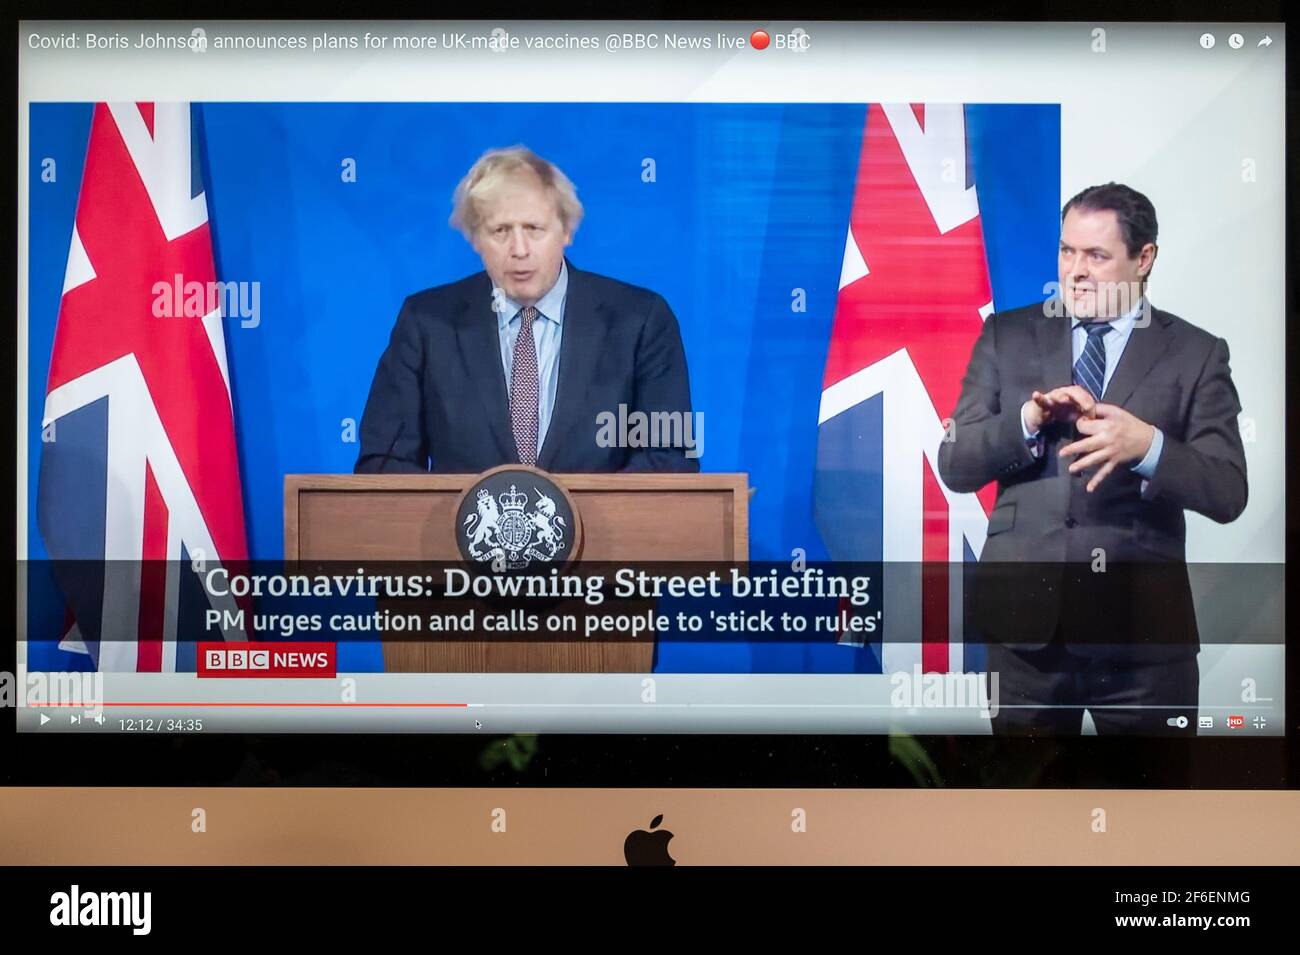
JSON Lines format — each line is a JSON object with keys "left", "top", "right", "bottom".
{"left": 1073, "top": 321, "right": 1113, "bottom": 400}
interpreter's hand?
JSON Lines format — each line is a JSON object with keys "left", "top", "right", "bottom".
{"left": 1021, "top": 384, "right": 1098, "bottom": 433}
{"left": 1057, "top": 403, "right": 1156, "bottom": 492}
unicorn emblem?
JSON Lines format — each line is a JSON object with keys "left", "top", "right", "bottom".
{"left": 527, "top": 488, "right": 567, "bottom": 559}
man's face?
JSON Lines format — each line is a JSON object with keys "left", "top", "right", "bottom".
{"left": 473, "top": 172, "right": 571, "bottom": 307}
{"left": 1058, "top": 207, "right": 1154, "bottom": 320}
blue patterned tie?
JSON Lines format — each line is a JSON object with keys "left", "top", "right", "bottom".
{"left": 1073, "top": 321, "right": 1112, "bottom": 401}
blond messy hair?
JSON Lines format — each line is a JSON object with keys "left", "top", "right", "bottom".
{"left": 449, "top": 145, "right": 584, "bottom": 240}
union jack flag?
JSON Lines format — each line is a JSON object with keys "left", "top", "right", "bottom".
{"left": 815, "top": 104, "right": 998, "bottom": 675}
{"left": 38, "top": 102, "right": 249, "bottom": 672}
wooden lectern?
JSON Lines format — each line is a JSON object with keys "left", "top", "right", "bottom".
{"left": 284, "top": 472, "right": 748, "bottom": 673}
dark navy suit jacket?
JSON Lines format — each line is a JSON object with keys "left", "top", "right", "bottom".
{"left": 355, "top": 261, "right": 699, "bottom": 474}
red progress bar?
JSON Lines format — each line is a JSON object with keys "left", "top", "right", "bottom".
{"left": 39, "top": 702, "right": 470, "bottom": 708}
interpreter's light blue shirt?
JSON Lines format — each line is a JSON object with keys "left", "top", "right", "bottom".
{"left": 1021, "top": 297, "right": 1164, "bottom": 480}
{"left": 497, "top": 261, "right": 567, "bottom": 457}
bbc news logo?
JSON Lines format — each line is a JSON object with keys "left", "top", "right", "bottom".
{"left": 198, "top": 642, "right": 336, "bottom": 678}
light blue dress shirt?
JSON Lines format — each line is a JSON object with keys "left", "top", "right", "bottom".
{"left": 497, "top": 261, "right": 567, "bottom": 457}
{"left": 1021, "top": 297, "right": 1164, "bottom": 479}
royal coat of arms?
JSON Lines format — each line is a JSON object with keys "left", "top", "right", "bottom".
{"left": 462, "top": 482, "right": 568, "bottom": 569}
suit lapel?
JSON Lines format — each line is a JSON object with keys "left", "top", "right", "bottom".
{"left": 538, "top": 263, "right": 607, "bottom": 470}
{"left": 1034, "top": 307, "right": 1073, "bottom": 393}
{"left": 1034, "top": 304, "right": 1176, "bottom": 409}
{"left": 454, "top": 276, "right": 516, "bottom": 461}
{"left": 1101, "top": 308, "right": 1176, "bottom": 407}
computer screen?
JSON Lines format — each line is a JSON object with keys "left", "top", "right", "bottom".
{"left": 16, "top": 19, "right": 1286, "bottom": 749}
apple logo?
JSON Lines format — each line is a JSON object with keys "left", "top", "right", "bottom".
{"left": 624, "top": 814, "right": 676, "bottom": 866}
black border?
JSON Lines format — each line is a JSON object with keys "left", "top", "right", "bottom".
{"left": 4, "top": 5, "right": 1295, "bottom": 790}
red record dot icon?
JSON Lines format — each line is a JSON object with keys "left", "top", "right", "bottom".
{"left": 750, "top": 30, "right": 770, "bottom": 50}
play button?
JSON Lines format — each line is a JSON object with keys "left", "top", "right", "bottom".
{"left": 39, "top": 714, "right": 50, "bottom": 726}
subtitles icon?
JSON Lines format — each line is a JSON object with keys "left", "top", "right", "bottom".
{"left": 1198, "top": 715, "right": 1213, "bottom": 729}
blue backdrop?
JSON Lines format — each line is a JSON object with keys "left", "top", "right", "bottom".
{"left": 27, "top": 102, "right": 1059, "bottom": 672}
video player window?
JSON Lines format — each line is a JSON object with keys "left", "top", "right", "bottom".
{"left": 17, "top": 20, "right": 1285, "bottom": 739}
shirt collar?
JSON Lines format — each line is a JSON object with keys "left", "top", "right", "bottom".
{"left": 497, "top": 260, "right": 568, "bottom": 329}
{"left": 1071, "top": 295, "right": 1147, "bottom": 336}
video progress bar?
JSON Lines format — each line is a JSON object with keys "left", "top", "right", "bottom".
{"left": 39, "top": 702, "right": 474, "bottom": 708}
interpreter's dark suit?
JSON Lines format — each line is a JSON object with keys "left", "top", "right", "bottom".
{"left": 937, "top": 302, "right": 1248, "bottom": 734}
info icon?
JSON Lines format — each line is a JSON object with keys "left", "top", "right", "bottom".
{"left": 1199, "top": 33, "right": 1215, "bottom": 49}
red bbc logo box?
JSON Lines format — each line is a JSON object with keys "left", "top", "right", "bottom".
{"left": 1227, "top": 715, "right": 1245, "bottom": 729}
{"left": 197, "top": 642, "right": 337, "bottom": 678}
